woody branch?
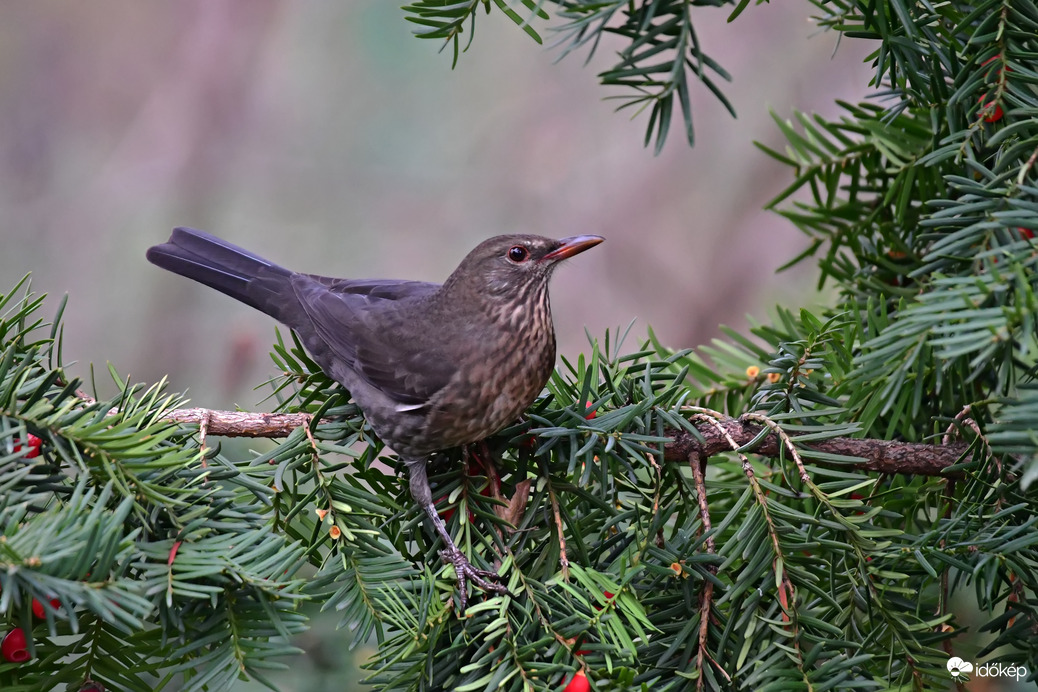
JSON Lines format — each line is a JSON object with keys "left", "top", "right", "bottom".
{"left": 157, "top": 407, "right": 969, "bottom": 476}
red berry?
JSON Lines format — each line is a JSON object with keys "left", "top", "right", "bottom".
{"left": 584, "top": 403, "right": 596, "bottom": 420}
{"left": 12, "top": 434, "right": 42, "bottom": 458}
{"left": 436, "top": 494, "right": 474, "bottom": 523}
{"left": 981, "top": 55, "right": 1012, "bottom": 75}
{"left": 32, "top": 597, "right": 61, "bottom": 619}
{"left": 1018, "top": 227, "right": 1035, "bottom": 240}
{"left": 1, "top": 627, "right": 31, "bottom": 663}
{"left": 978, "top": 95, "right": 1003, "bottom": 122}
{"left": 437, "top": 494, "right": 456, "bottom": 522}
{"left": 592, "top": 590, "right": 615, "bottom": 612}
{"left": 562, "top": 670, "right": 590, "bottom": 692}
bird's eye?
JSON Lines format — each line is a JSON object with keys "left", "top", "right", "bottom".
{"left": 507, "top": 245, "right": 529, "bottom": 263}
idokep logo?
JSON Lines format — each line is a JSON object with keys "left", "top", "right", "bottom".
{"left": 947, "top": 657, "right": 973, "bottom": 679}
{"left": 947, "top": 656, "right": 1029, "bottom": 682}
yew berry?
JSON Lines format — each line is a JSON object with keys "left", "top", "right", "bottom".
{"left": 32, "top": 597, "right": 61, "bottom": 619}
{"left": 981, "top": 55, "right": 1012, "bottom": 75}
{"left": 584, "top": 402, "right": 597, "bottom": 420}
{"left": 979, "top": 96, "right": 1004, "bottom": 123}
{"left": 562, "top": 670, "right": 590, "bottom": 692}
{"left": 436, "top": 494, "right": 475, "bottom": 523}
{"left": 976, "top": 54, "right": 1009, "bottom": 124}
{"left": 12, "top": 433, "right": 42, "bottom": 458}
{"left": 1017, "top": 227, "right": 1035, "bottom": 240}
{"left": 1, "top": 627, "right": 31, "bottom": 663}
{"left": 592, "top": 590, "right": 615, "bottom": 612}
{"left": 437, "top": 494, "right": 457, "bottom": 522}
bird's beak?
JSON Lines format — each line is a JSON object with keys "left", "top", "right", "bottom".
{"left": 542, "top": 235, "right": 604, "bottom": 262}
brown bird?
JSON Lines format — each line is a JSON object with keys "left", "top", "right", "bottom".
{"left": 147, "top": 228, "right": 602, "bottom": 610}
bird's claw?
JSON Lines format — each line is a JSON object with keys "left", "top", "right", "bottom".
{"left": 439, "top": 546, "right": 510, "bottom": 613}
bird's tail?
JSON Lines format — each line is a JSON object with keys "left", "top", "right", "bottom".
{"left": 146, "top": 227, "right": 294, "bottom": 320}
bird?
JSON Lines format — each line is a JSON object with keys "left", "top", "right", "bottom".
{"left": 146, "top": 227, "right": 603, "bottom": 611}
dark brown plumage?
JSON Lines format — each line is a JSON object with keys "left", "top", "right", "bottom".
{"left": 146, "top": 227, "right": 602, "bottom": 610}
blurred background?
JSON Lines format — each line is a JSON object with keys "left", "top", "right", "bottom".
{"left": 0, "top": 1, "right": 872, "bottom": 411}
{"left": 0, "top": 2, "right": 879, "bottom": 689}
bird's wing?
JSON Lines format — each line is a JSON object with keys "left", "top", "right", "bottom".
{"left": 305, "top": 276, "right": 439, "bottom": 301}
{"left": 291, "top": 276, "right": 456, "bottom": 407}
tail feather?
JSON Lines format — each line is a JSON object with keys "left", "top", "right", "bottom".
{"left": 146, "top": 227, "right": 293, "bottom": 319}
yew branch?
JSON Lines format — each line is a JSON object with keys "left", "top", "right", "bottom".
{"left": 158, "top": 407, "right": 969, "bottom": 476}
{"left": 663, "top": 418, "right": 967, "bottom": 476}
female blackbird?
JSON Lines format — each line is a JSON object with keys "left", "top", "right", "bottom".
{"left": 147, "top": 227, "right": 602, "bottom": 611}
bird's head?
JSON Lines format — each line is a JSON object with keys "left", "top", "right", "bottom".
{"left": 443, "top": 234, "right": 603, "bottom": 301}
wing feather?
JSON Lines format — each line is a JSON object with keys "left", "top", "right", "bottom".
{"left": 291, "top": 276, "right": 456, "bottom": 407}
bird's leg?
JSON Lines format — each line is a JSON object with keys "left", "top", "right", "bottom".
{"left": 406, "top": 458, "right": 508, "bottom": 613}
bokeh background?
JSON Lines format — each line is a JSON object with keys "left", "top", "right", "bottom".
{"left": 0, "top": 2, "right": 874, "bottom": 688}
{"left": 0, "top": 1, "right": 872, "bottom": 408}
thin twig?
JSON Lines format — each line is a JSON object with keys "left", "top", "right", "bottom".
{"left": 943, "top": 404, "right": 997, "bottom": 479}
{"left": 741, "top": 412, "right": 810, "bottom": 485}
{"left": 197, "top": 409, "right": 211, "bottom": 468}
{"left": 689, "top": 451, "right": 716, "bottom": 692}
{"left": 688, "top": 452, "right": 714, "bottom": 557}
{"left": 547, "top": 483, "right": 569, "bottom": 579}
{"left": 688, "top": 412, "right": 806, "bottom": 680}
{"left": 943, "top": 405, "right": 977, "bottom": 446}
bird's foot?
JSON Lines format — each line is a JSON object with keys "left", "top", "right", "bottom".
{"left": 439, "top": 545, "right": 509, "bottom": 613}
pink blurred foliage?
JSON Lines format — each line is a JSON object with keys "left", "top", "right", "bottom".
{"left": 0, "top": 1, "right": 871, "bottom": 405}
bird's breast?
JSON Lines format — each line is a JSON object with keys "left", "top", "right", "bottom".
{"left": 424, "top": 294, "right": 556, "bottom": 448}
